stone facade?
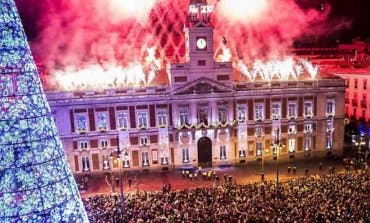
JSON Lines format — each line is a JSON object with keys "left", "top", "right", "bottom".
{"left": 46, "top": 16, "right": 346, "bottom": 174}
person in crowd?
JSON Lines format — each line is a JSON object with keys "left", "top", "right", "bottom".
{"left": 83, "top": 172, "right": 369, "bottom": 222}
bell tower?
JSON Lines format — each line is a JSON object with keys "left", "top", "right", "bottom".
{"left": 185, "top": 0, "right": 215, "bottom": 69}
{"left": 170, "top": 0, "right": 232, "bottom": 90}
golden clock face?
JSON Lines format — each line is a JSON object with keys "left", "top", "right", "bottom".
{"left": 196, "top": 38, "right": 207, "bottom": 49}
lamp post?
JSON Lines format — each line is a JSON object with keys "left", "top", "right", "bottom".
{"left": 110, "top": 135, "right": 127, "bottom": 213}
{"left": 352, "top": 133, "right": 368, "bottom": 169}
{"left": 271, "top": 128, "right": 281, "bottom": 198}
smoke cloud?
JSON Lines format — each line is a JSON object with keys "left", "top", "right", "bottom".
{"left": 16, "top": 0, "right": 347, "bottom": 77}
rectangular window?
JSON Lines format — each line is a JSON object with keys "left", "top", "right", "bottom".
{"left": 326, "top": 100, "right": 335, "bottom": 116}
{"left": 326, "top": 120, "right": 333, "bottom": 132}
{"left": 76, "top": 114, "right": 88, "bottom": 132}
{"left": 80, "top": 141, "right": 88, "bottom": 149}
{"left": 100, "top": 139, "right": 108, "bottom": 148}
{"left": 304, "top": 101, "right": 313, "bottom": 118}
{"left": 140, "top": 137, "right": 148, "bottom": 146}
{"left": 180, "top": 108, "right": 189, "bottom": 125}
{"left": 304, "top": 123, "right": 312, "bottom": 133}
{"left": 138, "top": 112, "right": 148, "bottom": 128}
{"left": 157, "top": 110, "right": 167, "bottom": 127}
{"left": 364, "top": 80, "right": 367, "bottom": 90}
{"left": 271, "top": 103, "right": 281, "bottom": 120}
{"left": 304, "top": 137, "right": 312, "bottom": 151}
{"left": 97, "top": 113, "right": 108, "bottom": 131}
{"left": 256, "top": 142, "right": 263, "bottom": 156}
{"left": 354, "top": 79, "right": 358, "bottom": 89}
{"left": 255, "top": 104, "right": 264, "bottom": 121}
{"left": 239, "top": 149, "right": 246, "bottom": 158}
{"left": 218, "top": 107, "right": 227, "bottom": 123}
{"left": 82, "top": 156, "right": 90, "bottom": 172}
{"left": 220, "top": 146, "right": 227, "bottom": 160}
{"left": 198, "top": 60, "right": 206, "bottom": 66}
{"left": 345, "top": 78, "right": 349, "bottom": 87}
{"left": 288, "top": 103, "right": 297, "bottom": 119}
{"left": 288, "top": 125, "right": 296, "bottom": 135}
{"left": 142, "top": 152, "right": 149, "bottom": 166}
{"left": 102, "top": 155, "right": 110, "bottom": 170}
{"left": 117, "top": 113, "right": 128, "bottom": 130}
{"left": 237, "top": 105, "right": 247, "bottom": 122}
{"left": 182, "top": 148, "right": 190, "bottom": 163}
{"left": 326, "top": 134, "right": 333, "bottom": 149}
{"left": 288, "top": 138, "right": 295, "bottom": 153}
{"left": 255, "top": 127, "right": 263, "bottom": 137}
{"left": 198, "top": 108, "right": 208, "bottom": 125}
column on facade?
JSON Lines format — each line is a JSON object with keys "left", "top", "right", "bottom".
{"left": 172, "top": 103, "right": 179, "bottom": 127}
{"left": 210, "top": 100, "right": 217, "bottom": 125}
{"left": 158, "top": 127, "right": 170, "bottom": 164}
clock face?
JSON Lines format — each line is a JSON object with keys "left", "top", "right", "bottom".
{"left": 196, "top": 38, "right": 207, "bottom": 50}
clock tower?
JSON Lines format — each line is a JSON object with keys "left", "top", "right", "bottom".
{"left": 170, "top": 0, "right": 233, "bottom": 89}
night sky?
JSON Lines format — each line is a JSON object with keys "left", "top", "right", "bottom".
{"left": 15, "top": 0, "right": 370, "bottom": 47}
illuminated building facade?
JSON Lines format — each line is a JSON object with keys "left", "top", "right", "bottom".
{"left": 46, "top": 1, "right": 345, "bottom": 173}
{"left": 0, "top": 1, "right": 88, "bottom": 222}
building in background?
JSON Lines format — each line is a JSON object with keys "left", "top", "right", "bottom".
{"left": 46, "top": 1, "right": 346, "bottom": 174}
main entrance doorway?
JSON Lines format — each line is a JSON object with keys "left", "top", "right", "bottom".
{"left": 197, "top": 137, "right": 212, "bottom": 167}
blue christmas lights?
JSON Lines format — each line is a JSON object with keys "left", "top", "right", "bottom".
{"left": 0, "top": 1, "right": 89, "bottom": 222}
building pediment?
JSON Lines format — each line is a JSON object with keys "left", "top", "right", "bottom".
{"left": 173, "top": 77, "right": 234, "bottom": 95}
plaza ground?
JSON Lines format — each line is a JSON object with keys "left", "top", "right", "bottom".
{"left": 77, "top": 157, "right": 347, "bottom": 198}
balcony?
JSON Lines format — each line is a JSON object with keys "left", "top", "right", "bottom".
{"left": 360, "top": 101, "right": 367, "bottom": 109}
{"left": 345, "top": 98, "right": 350, "bottom": 104}
{"left": 352, "top": 99, "right": 358, "bottom": 107}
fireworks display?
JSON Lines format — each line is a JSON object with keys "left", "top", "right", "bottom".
{"left": 19, "top": 0, "right": 333, "bottom": 91}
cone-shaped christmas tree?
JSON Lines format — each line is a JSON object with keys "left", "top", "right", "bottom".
{"left": 0, "top": 1, "right": 89, "bottom": 222}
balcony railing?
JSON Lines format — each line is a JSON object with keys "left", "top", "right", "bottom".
{"left": 360, "top": 101, "right": 367, "bottom": 109}
{"left": 352, "top": 99, "right": 358, "bottom": 107}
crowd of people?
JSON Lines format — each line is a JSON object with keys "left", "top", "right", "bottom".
{"left": 82, "top": 171, "right": 369, "bottom": 222}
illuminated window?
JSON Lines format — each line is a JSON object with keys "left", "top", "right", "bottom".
{"left": 142, "top": 152, "right": 149, "bottom": 166}
{"left": 326, "top": 100, "right": 335, "bottom": 116}
{"left": 220, "top": 146, "right": 227, "bottom": 160}
{"left": 76, "top": 114, "right": 88, "bottom": 132}
{"left": 100, "top": 139, "right": 108, "bottom": 148}
{"left": 304, "top": 101, "right": 313, "bottom": 118}
{"left": 237, "top": 105, "right": 247, "bottom": 122}
{"left": 239, "top": 149, "right": 246, "bottom": 158}
{"left": 157, "top": 110, "right": 167, "bottom": 127}
{"left": 182, "top": 148, "right": 190, "bottom": 163}
{"left": 304, "top": 123, "right": 313, "bottom": 133}
{"left": 288, "top": 125, "right": 296, "bottom": 135}
{"left": 80, "top": 141, "right": 88, "bottom": 149}
{"left": 288, "top": 138, "right": 295, "bottom": 153}
{"left": 304, "top": 137, "right": 312, "bottom": 151}
{"left": 288, "top": 102, "right": 297, "bottom": 119}
{"left": 198, "top": 108, "right": 208, "bottom": 125}
{"left": 271, "top": 103, "right": 281, "bottom": 120}
{"left": 255, "top": 104, "right": 264, "bottom": 121}
{"left": 82, "top": 156, "right": 90, "bottom": 172}
{"left": 255, "top": 127, "right": 263, "bottom": 137}
{"left": 138, "top": 111, "right": 148, "bottom": 128}
{"left": 117, "top": 112, "right": 128, "bottom": 130}
{"left": 140, "top": 137, "right": 148, "bottom": 146}
{"left": 97, "top": 113, "right": 108, "bottom": 131}
{"left": 218, "top": 107, "right": 227, "bottom": 123}
{"left": 180, "top": 108, "right": 189, "bottom": 125}
{"left": 256, "top": 142, "right": 263, "bottom": 156}
{"left": 326, "top": 134, "right": 333, "bottom": 149}
{"left": 102, "top": 155, "right": 110, "bottom": 170}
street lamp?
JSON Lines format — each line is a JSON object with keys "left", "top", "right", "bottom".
{"left": 110, "top": 135, "right": 128, "bottom": 213}
{"left": 271, "top": 128, "right": 282, "bottom": 198}
{"left": 352, "top": 133, "right": 368, "bottom": 169}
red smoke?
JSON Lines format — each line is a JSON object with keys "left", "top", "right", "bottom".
{"left": 19, "top": 0, "right": 335, "bottom": 72}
